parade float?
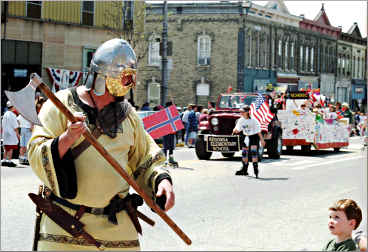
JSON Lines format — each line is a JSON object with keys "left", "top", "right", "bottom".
{"left": 278, "top": 90, "right": 349, "bottom": 152}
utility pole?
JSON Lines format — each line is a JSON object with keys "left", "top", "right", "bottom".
{"left": 237, "top": 0, "right": 252, "bottom": 92}
{"left": 161, "top": 0, "right": 168, "bottom": 106}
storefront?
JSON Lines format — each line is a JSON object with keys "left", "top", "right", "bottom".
{"left": 276, "top": 72, "right": 299, "bottom": 92}
{"left": 243, "top": 68, "right": 276, "bottom": 92}
{"left": 298, "top": 75, "right": 319, "bottom": 90}
{"left": 1, "top": 39, "right": 42, "bottom": 113}
{"left": 351, "top": 79, "right": 367, "bottom": 111}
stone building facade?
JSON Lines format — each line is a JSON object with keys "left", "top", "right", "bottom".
{"left": 138, "top": 1, "right": 342, "bottom": 108}
{"left": 138, "top": 3, "right": 240, "bottom": 108}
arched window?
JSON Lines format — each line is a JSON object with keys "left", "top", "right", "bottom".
{"left": 148, "top": 35, "right": 161, "bottom": 66}
{"left": 148, "top": 78, "right": 161, "bottom": 107}
{"left": 197, "top": 35, "right": 211, "bottom": 65}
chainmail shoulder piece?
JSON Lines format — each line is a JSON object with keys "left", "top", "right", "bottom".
{"left": 70, "top": 88, "right": 132, "bottom": 138}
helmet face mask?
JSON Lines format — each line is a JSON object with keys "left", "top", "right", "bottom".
{"left": 105, "top": 68, "right": 137, "bottom": 97}
{"left": 85, "top": 38, "right": 137, "bottom": 97}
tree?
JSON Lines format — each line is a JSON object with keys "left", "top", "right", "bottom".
{"left": 102, "top": 1, "right": 147, "bottom": 66}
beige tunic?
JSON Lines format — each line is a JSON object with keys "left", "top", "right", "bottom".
{"left": 28, "top": 89, "right": 169, "bottom": 250}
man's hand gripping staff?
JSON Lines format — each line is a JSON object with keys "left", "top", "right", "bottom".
{"left": 9, "top": 73, "right": 192, "bottom": 246}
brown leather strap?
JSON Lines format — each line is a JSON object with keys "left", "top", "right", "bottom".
{"left": 137, "top": 210, "right": 155, "bottom": 226}
{"left": 74, "top": 206, "right": 86, "bottom": 220}
{"left": 125, "top": 200, "right": 142, "bottom": 235}
{"left": 71, "top": 127, "right": 102, "bottom": 159}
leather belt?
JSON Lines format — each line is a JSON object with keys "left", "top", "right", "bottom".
{"left": 48, "top": 193, "right": 152, "bottom": 234}
{"left": 49, "top": 194, "right": 114, "bottom": 216}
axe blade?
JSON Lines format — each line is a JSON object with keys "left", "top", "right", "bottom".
{"left": 5, "top": 83, "right": 43, "bottom": 126}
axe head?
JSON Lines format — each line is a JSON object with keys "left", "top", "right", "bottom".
{"left": 5, "top": 80, "right": 43, "bottom": 126}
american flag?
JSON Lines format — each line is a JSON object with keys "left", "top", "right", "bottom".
{"left": 250, "top": 93, "right": 274, "bottom": 132}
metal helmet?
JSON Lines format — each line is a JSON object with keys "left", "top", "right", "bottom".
{"left": 85, "top": 38, "right": 137, "bottom": 96}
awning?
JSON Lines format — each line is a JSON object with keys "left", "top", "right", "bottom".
{"left": 277, "top": 72, "right": 299, "bottom": 84}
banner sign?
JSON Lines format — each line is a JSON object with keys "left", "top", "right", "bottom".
{"left": 205, "top": 135, "right": 240, "bottom": 152}
{"left": 286, "top": 92, "right": 309, "bottom": 99}
{"left": 46, "top": 68, "right": 83, "bottom": 92}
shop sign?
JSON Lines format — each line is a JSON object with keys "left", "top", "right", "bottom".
{"left": 14, "top": 69, "right": 27, "bottom": 77}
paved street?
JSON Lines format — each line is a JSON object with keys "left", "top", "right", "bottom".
{"left": 1, "top": 137, "right": 367, "bottom": 251}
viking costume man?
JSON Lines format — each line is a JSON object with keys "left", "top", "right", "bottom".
{"left": 28, "top": 38, "right": 174, "bottom": 250}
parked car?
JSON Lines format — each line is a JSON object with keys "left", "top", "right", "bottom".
{"left": 195, "top": 92, "right": 283, "bottom": 160}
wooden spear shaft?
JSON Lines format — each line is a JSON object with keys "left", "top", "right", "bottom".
{"left": 30, "top": 73, "right": 192, "bottom": 245}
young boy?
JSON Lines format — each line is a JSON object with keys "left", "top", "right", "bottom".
{"left": 323, "top": 199, "right": 362, "bottom": 251}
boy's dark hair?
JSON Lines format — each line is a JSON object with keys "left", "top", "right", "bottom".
{"left": 329, "top": 199, "right": 362, "bottom": 230}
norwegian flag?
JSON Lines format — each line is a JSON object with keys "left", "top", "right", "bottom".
{"left": 143, "top": 105, "right": 184, "bottom": 139}
{"left": 250, "top": 93, "right": 274, "bottom": 132}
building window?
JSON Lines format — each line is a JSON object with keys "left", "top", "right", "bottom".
{"left": 248, "top": 31, "right": 252, "bottom": 66}
{"left": 82, "top": 47, "right": 96, "bottom": 82}
{"left": 26, "top": 1, "right": 42, "bottom": 19}
{"left": 290, "top": 42, "right": 294, "bottom": 70}
{"left": 305, "top": 46, "right": 309, "bottom": 72}
{"left": 284, "top": 42, "right": 288, "bottom": 70}
{"left": 310, "top": 47, "right": 314, "bottom": 72}
{"left": 325, "top": 47, "right": 329, "bottom": 73}
{"left": 251, "top": 32, "right": 257, "bottom": 67}
{"left": 122, "top": 0, "right": 134, "bottom": 31}
{"left": 278, "top": 40, "right": 282, "bottom": 56}
{"left": 2, "top": 39, "right": 42, "bottom": 65}
{"left": 363, "top": 58, "right": 366, "bottom": 79}
{"left": 197, "top": 35, "right": 211, "bottom": 65}
{"left": 300, "top": 45, "right": 303, "bottom": 71}
{"left": 148, "top": 80, "right": 161, "bottom": 107}
{"left": 148, "top": 36, "right": 161, "bottom": 66}
{"left": 81, "top": 1, "right": 94, "bottom": 26}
